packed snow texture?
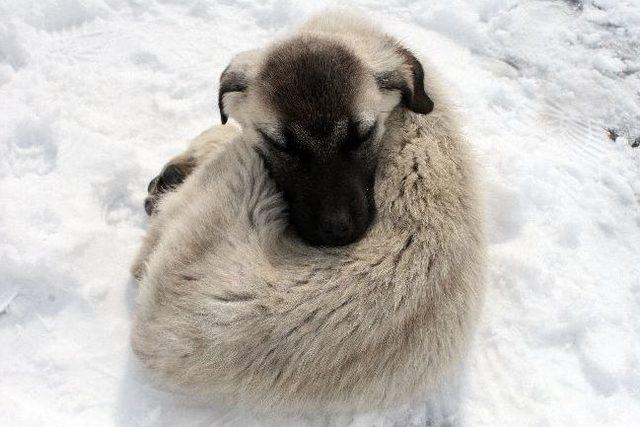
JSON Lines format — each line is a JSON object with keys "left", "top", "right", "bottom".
{"left": 1, "top": 0, "right": 640, "bottom": 425}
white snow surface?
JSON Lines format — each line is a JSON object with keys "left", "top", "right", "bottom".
{"left": 1, "top": 0, "right": 640, "bottom": 425}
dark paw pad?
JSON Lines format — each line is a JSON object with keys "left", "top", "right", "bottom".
{"left": 144, "top": 196, "right": 156, "bottom": 216}
{"left": 160, "top": 164, "right": 186, "bottom": 188}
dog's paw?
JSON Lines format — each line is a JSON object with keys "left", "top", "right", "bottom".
{"left": 144, "top": 163, "right": 188, "bottom": 215}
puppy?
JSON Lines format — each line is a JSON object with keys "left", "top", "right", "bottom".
{"left": 133, "top": 11, "right": 485, "bottom": 414}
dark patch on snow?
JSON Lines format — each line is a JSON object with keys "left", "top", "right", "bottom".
{"left": 563, "top": 0, "right": 584, "bottom": 11}
{"left": 606, "top": 128, "right": 640, "bottom": 148}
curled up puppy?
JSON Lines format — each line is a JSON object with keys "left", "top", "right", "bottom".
{"left": 131, "top": 11, "right": 486, "bottom": 415}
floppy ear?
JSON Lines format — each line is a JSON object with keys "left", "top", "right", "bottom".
{"left": 217, "top": 50, "right": 259, "bottom": 124}
{"left": 375, "top": 47, "right": 434, "bottom": 115}
{"left": 218, "top": 67, "right": 248, "bottom": 124}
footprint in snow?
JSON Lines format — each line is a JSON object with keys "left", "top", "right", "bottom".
{"left": 2, "top": 118, "right": 58, "bottom": 177}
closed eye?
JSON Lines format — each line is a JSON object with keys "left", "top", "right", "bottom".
{"left": 345, "top": 121, "right": 377, "bottom": 151}
{"left": 359, "top": 122, "right": 377, "bottom": 142}
{"left": 258, "top": 129, "right": 289, "bottom": 153}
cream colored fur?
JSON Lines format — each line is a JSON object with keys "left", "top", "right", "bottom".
{"left": 131, "top": 12, "right": 486, "bottom": 414}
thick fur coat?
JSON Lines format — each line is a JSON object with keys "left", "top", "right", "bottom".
{"left": 131, "top": 13, "right": 486, "bottom": 414}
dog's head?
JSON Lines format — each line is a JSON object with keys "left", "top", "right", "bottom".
{"left": 218, "top": 29, "right": 433, "bottom": 246}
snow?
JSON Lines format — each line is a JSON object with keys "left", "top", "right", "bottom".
{"left": 1, "top": 0, "right": 639, "bottom": 425}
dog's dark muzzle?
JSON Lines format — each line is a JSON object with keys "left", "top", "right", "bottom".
{"left": 288, "top": 172, "right": 375, "bottom": 247}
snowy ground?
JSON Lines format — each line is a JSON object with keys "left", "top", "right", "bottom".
{"left": 1, "top": 0, "right": 640, "bottom": 425}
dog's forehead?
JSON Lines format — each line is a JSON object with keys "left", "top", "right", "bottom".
{"left": 256, "top": 36, "right": 366, "bottom": 137}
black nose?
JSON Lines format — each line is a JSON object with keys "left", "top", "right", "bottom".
{"left": 317, "top": 209, "right": 354, "bottom": 245}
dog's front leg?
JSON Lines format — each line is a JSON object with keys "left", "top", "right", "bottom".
{"left": 143, "top": 124, "right": 240, "bottom": 215}
{"left": 144, "top": 154, "right": 195, "bottom": 215}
